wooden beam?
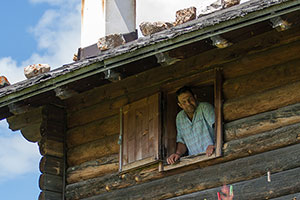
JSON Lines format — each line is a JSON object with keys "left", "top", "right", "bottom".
{"left": 67, "top": 154, "right": 119, "bottom": 184}
{"left": 67, "top": 97, "right": 127, "bottom": 128}
{"left": 222, "top": 38, "right": 300, "bottom": 79}
{"left": 225, "top": 102, "right": 300, "bottom": 141}
{"left": 65, "top": 143, "right": 300, "bottom": 200}
{"left": 167, "top": 167, "right": 300, "bottom": 200}
{"left": 223, "top": 58, "right": 300, "bottom": 100}
{"left": 224, "top": 81, "right": 300, "bottom": 121}
{"left": 67, "top": 115, "right": 119, "bottom": 148}
{"left": 18, "top": 122, "right": 42, "bottom": 142}
{"left": 39, "top": 173, "right": 63, "bottom": 193}
{"left": 224, "top": 123, "right": 300, "bottom": 158}
{"left": 39, "top": 137, "right": 64, "bottom": 158}
{"left": 67, "top": 134, "right": 119, "bottom": 166}
{"left": 39, "top": 156, "right": 63, "bottom": 176}
{"left": 6, "top": 107, "right": 43, "bottom": 131}
{"left": 38, "top": 191, "right": 62, "bottom": 200}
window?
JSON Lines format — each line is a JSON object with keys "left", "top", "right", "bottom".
{"left": 160, "top": 69, "right": 223, "bottom": 171}
{"left": 119, "top": 69, "right": 223, "bottom": 172}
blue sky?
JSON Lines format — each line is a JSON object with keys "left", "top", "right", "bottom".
{"left": 0, "top": 0, "right": 237, "bottom": 199}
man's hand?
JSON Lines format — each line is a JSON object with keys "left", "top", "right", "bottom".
{"left": 167, "top": 153, "right": 181, "bottom": 165}
{"left": 206, "top": 145, "right": 215, "bottom": 157}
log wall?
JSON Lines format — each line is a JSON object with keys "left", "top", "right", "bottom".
{"left": 64, "top": 23, "right": 300, "bottom": 199}
{"left": 7, "top": 104, "right": 66, "bottom": 200}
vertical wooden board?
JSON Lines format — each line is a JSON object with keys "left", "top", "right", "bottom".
{"left": 141, "top": 102, "right": 150, "bottom": 159}
{"left": 122, "top": 110, "right": 129, "bottom": 165}
{"left": 135, "top": 107, "right": 143, "bottom": 161}
{"left": 165, "top": 93, "right": 178, "bottom": 157}
{"left": 214, "top": 68, "right": 223, "bottom": 157}
{"left": 148, "top": 93, "right": 160, "bottom": 159}
{"left": 127, "top": 106, "right": 136, "bottom": 164}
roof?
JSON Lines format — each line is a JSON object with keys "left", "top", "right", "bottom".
{"left": 0, "top": 0, "right": 299, "bottom": 111}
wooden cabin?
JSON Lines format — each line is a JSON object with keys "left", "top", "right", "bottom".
{"left": 0, "top": 0, "right": 300, "bottom": 199}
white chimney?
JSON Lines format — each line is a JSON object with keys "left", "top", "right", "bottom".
{"left": 81, "top": 0, "right": 136, "bottom": 48}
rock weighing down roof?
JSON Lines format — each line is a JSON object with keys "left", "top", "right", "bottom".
{"left": 0, "top": 0, "right": 299, "bottom": 107}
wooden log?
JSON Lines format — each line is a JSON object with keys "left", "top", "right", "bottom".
{"left": 67, "top": 115, "right": 119, "bottom": 148}
{"left": 38, "top": 191, "right": 62, "bottom": 200}
{"left": 41, "top": 120, "right": 65, "bottom": 140}
{"left": 67, "top": 154, "right": 119, "bottom": 184}
{"left": 222, "top": 39, "right": 300, "bottom": 79}
{"left": 67, "top": 134, "right": 119, "bottom": 166}
{"left": 271, "top": 192, "right": 300, "bottom": 200}
{"left": 39, "top": 173, "right": 63, "bottom": 193}
{"left": 67, "top": 97, "right": 127, "bottom": 128}
{"left": 66, "top": 28, "right": 300, "bottom": 113}
{"left": 167, "top": 167, "right": 300, "bottom": 200}
{"left": 6, "top": 107, "right": 43, "bottom": 131}
{"left": 224, "top": 81, "right": 300, "bottom": 121}
{"left": 225, "top": 102, "right": 300, "bottom": 141}
{"left": 39, "top": 137, "right": 64, "bottom": 158}
{"left": 65, "top": 143, "right": 300, "bottom": 200}
{"left": 40, "top": 155, "right": 64, "bottom": 176}
{"left": 223, "top": 59, "right": 300, "bottom": 100}
{"left": 224, "top": 123, "right": 300, "bottom": 158}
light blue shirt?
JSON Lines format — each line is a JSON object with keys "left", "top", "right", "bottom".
{"left": 176, "top": 102, "right": 215, "bottom": 155}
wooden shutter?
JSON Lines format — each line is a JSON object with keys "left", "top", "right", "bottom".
{"left": 120, "top": 93, "right": 161, "bottom": 172}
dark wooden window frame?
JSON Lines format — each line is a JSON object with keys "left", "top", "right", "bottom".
{"left": 160, "top": 68, "right": 223, "bottom": 171}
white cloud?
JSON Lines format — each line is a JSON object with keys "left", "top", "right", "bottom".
{"left": 0, "top": 120, "right": 41, "bottom": 183}
{"left": 0, "top": 57, "right": 25, "bottom": 84}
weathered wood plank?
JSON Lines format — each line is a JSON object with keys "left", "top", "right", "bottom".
{"left": 67, "top": 97, "right": 127, "bottom": 128}
{"left": 168, "top": 167, "right": 300, "bottom": 200}
{"left": 39, "top": 137, "right": 64, "bottom": 158}
{"left": 39, "top": 173, "right": 63, "bottom": 193}
{"left": 225, "top": 102, "right": 300, "bottom": 141}
{"left": 271, "top": 192, "right": 300, "bottom": 200}
{"left": 222, "top": 39, "right": 300, "bottom": 79}
{"left": 40, "top": 155, "right": 63, "bottom": 176}
{"left": 38, "top": 191, "right": 62, "bottom": 200}
{"left": 67, "top": 115, "right": 119, "bottom": 148}
{"left": 224, "top": 123, "right": 300, "bottom": 157}
{"left": 224, "top": 81, "right": 300, "bottom": 121}
{"left": 223, "top": 59, "right": 300, "bottom": 100}
{"left": 67, "top": 142, "right": 300, "bottom": 200}
{"left": 67, "top": 134, "right": 119, "bottom": 166}
{"left": 67, "top": 154, "right": 118, "bottom": 184}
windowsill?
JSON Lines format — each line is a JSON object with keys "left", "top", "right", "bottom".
{"left": 161, "top": 153, "right": 218, "bottom": 171}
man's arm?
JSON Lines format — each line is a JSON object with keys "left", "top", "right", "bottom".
{"left": 167, "top": 143, "right": 187, "bottom": 164}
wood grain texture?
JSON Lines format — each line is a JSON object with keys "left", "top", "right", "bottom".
{"left": 224, "top": 81, "right": 300, "bottom": 121}
{"left": 225, "top": 103, "right": 300, "bottom": 141}
{"left": 67, "top": 134, "right": 119, "bottom": 166}
{"left": 168, "top": 167, "right": 300, "bottom": 200}
{"left": 39, "top": 173, "right": 63, "bottom": 193}
{"left": 67, "top": 154, "right": 118, "bottom": 184}
{"left": 67, "top": 143, "right": 300, "bottom": 200}
{"left": 38, "top": 191, "right": 62, "bottom": 200}
{"left": 223, "top": 59, "right": 300, "bottom": 100}
{"left": 67, "top": 115, "right": 119, "bottom": 148}
{"left": 39, "top": 156, "right": 63, "bottom": 176}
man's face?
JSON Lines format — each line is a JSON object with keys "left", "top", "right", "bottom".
{"left": 177, "top": 92, "right": 197, "bottom": 114}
